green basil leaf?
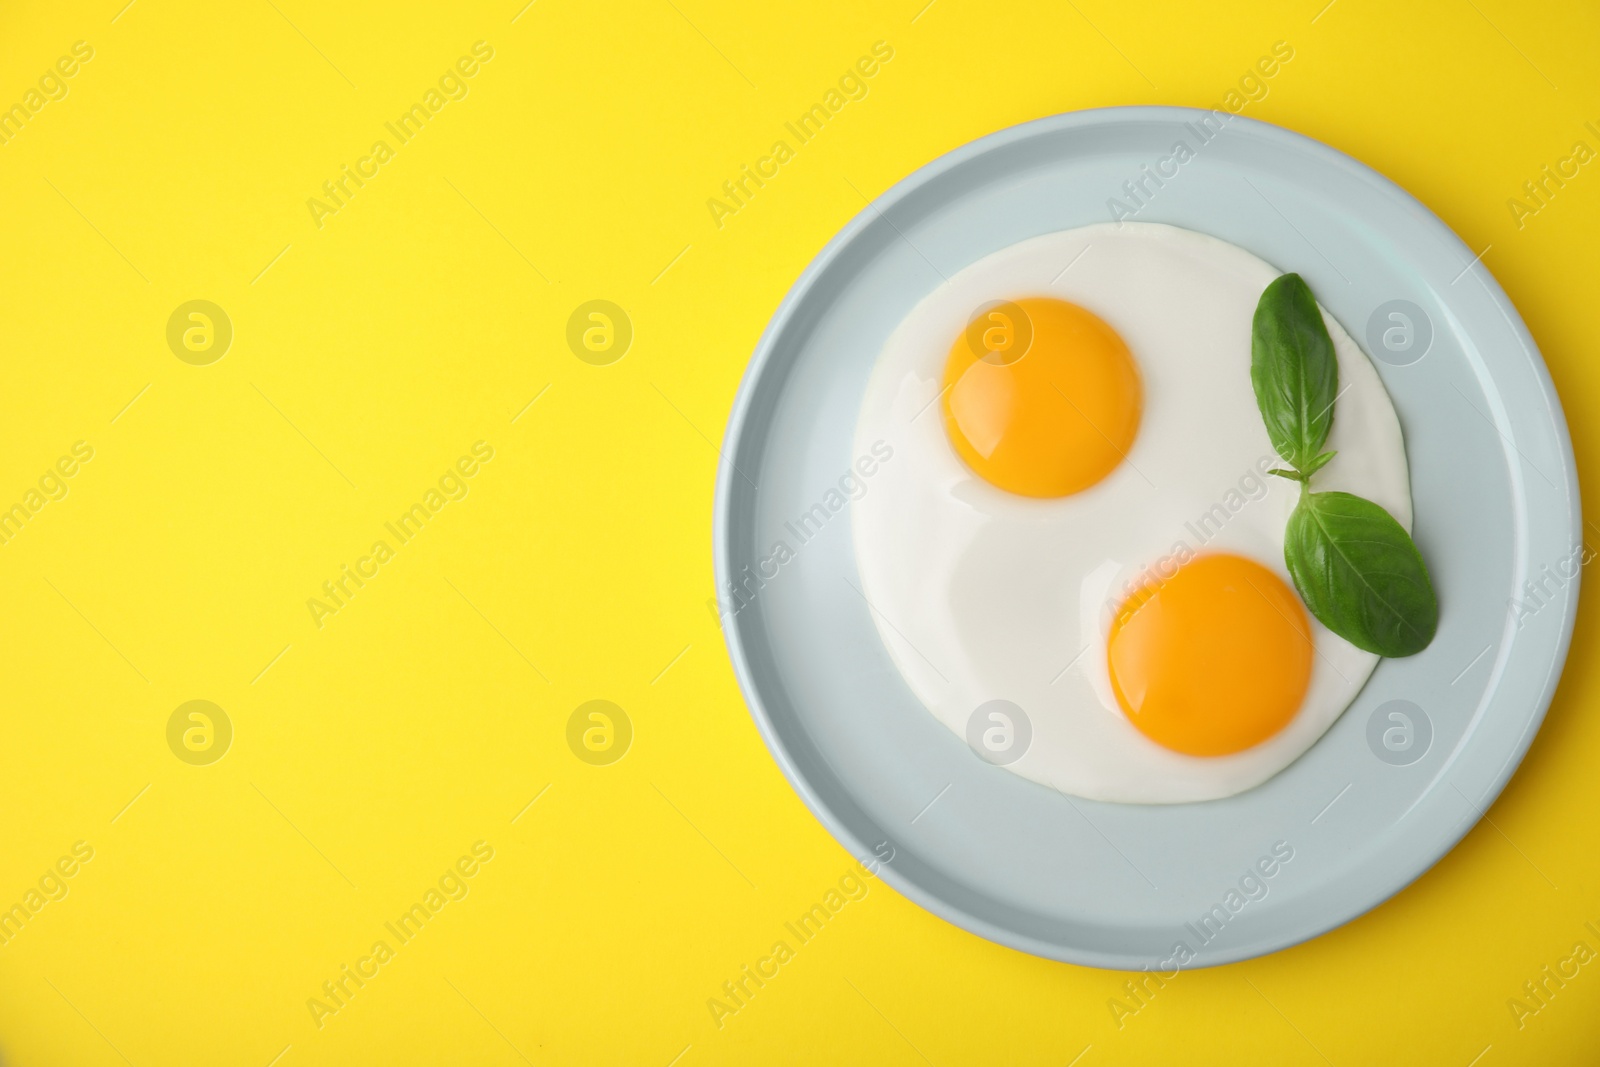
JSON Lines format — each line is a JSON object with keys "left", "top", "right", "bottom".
{"left": 1251, "top": 273, "right": 1339, "bottom": 473}
{"left": 1284, "top": 490, "right": 1438, "bottom": 657}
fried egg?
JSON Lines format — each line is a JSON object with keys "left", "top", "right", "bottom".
{"left": 851, "top": 222, "right": 1412, "bottom": 803}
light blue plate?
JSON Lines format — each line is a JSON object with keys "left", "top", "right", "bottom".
{"left": 713, "top": 107, "right": 1580, "bottom": 969}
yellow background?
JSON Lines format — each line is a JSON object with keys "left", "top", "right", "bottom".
{"left": 0, "top": 0, "right": 1596, "bottom": 1063}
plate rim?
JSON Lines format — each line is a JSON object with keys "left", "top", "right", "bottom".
{"left": 712, "top": 104, "right": 1581, "bottom": 969}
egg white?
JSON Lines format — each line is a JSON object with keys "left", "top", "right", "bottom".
{"left": 851, "top": 222, "right": 1412, "bottom": 804}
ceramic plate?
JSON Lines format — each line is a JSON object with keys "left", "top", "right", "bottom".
{"left": 713, "top": 107, "right": 1579, "bottom": 968}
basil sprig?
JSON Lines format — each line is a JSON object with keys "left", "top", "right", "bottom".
{"left": 1250, "top": 274, "right": 1438, "bottom": 658}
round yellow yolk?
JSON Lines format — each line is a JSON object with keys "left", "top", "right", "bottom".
{"left": 1106, "top": 554, "right": 1314, "bottom": 757}
{"left": 942, "top": 296, "right": 1142, "bottom": 497}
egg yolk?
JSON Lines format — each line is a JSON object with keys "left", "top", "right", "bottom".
{"left": 1106, "top": 554, "right": 1314, "bottom": 757}
{"left": 942, "top": 297, "right": 1142, "bottom": 497}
